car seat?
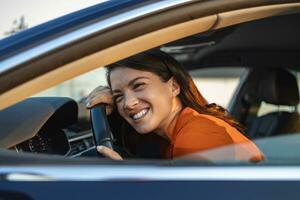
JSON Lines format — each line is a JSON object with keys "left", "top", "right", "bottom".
{"left": 245, "top": 68, "right": 300, "bottom": 139}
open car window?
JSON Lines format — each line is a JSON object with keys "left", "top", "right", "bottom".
{"left": 28, "top": 65, "right": 245, "bottom": 160}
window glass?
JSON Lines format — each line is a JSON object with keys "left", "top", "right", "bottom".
{"left": 34, "top": 67, "right": 107, "bottom": 101}
{"left": 190, "top": 67, "right": 244, "bottom": 108}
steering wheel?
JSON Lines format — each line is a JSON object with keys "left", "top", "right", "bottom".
{"left": 90, "top": 104, "right": 114, "bottom": 156}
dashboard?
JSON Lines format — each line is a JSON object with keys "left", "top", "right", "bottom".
{"left": 15, "top": 129, "right": 70, "bottom": 155}
{"left": 0, "top": 97, "right": 95, "bottom": 156}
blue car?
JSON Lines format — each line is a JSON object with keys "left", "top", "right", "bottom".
{"left": 1, "top": 0, "right": 300, "bottom": 199}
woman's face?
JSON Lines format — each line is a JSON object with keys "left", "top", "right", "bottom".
{"left": 110, "top": 67, "right": 180, "bottom": 135}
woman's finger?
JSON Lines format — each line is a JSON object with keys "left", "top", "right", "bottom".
{"left": 87, "top": 95, "right": 113, "bottom": 107}
{"left": 85, "top": 85, "right": 114, "bottom": 113}
{"left": 87, "top": 86, "right": 111, "bottom": 101}
{"left": 86, "top": 97, "right": 114, "bottom": 115}
{"left": 97, "top": 146, "right": 123, "bottom": 160}
{"left": 87, "top": 86, "right": 110, "bottom": 101}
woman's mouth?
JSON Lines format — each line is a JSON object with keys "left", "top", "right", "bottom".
{"left": 132, "top": 108, "right": 149, "bottom": 121}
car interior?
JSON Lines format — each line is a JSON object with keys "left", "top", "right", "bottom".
{"left": 164, "top": 12, "right": 300, "bottom": 139}
{"left": 1, "top": 3, "right": 300, "bottom": 163}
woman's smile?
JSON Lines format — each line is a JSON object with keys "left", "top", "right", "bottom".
{"left": 130, "top": 108, "right": 149, "bottom": 121}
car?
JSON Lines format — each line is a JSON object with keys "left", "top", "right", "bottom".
{"left": 1, "top": 0, "right": 300, "bottom": 199}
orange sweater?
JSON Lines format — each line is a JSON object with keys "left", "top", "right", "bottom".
{"left": 164, "top": 107, "right": 263, "bottom": 161}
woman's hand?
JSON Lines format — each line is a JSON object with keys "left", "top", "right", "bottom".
{"left": 97, "top": 146, "right": 123, "bottom": 160}
{"left": 85, "top": 85, "right": 114, "bottom": 115}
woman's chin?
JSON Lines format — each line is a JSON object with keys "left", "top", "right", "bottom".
{"left": 133, "top": 126, "right": 154, "bottom": 134}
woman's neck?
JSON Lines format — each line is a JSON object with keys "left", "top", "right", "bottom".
{"left": 155, "top": 99, "right": 183, "bottom": 141}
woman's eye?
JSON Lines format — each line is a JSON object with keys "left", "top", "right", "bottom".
{"left": 133, "top": 82, "right": 145, "bottom": 90}
{"left": 113, "top": 95, "right": 123, "bottom": 103}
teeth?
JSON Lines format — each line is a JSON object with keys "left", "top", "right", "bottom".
{"left": 132, "top": 109, "right": 148, "bottom": 120}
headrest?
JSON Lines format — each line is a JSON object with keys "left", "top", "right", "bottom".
{"left": 259, "top": 68, "right": 299, "bottom": 106}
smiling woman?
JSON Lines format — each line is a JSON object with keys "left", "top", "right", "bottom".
{"left": 86, "top": 50, "right": 263, "bottom": 161}
{"left": 2, "top": 0, "right": 300, "bottom": 198}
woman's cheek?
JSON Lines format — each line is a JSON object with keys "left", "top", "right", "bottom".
{"left": 139, "top": 88, "right": 157, "bottom": 101}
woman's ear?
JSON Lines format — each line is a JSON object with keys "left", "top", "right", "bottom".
{"left": 170, "top": 77, "right": 180, "bottom": 97}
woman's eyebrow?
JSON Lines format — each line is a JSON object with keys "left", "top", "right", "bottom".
{"left": 112, "top": 89, "right": 121, "bottom": 95}
{"left": 128, "top": 77, "right": 149, "bottom": 87}
{"left": 112, "top": 77, "right": 149, "bottom": 94}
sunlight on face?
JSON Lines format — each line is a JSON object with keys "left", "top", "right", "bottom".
{"left": 110, "top": 67, "right": 179, "bottom": 135}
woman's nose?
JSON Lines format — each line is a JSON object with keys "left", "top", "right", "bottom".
{"left": 123, "top": 93, "right": 139, "bottom": 109}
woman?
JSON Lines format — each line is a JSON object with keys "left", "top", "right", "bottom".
{"left": 86, "top": 50, "right": 263, "bottom": 161}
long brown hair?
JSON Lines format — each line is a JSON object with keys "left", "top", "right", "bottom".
{"left": 106, "top": 50, "right": 244, "bottom": 157}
